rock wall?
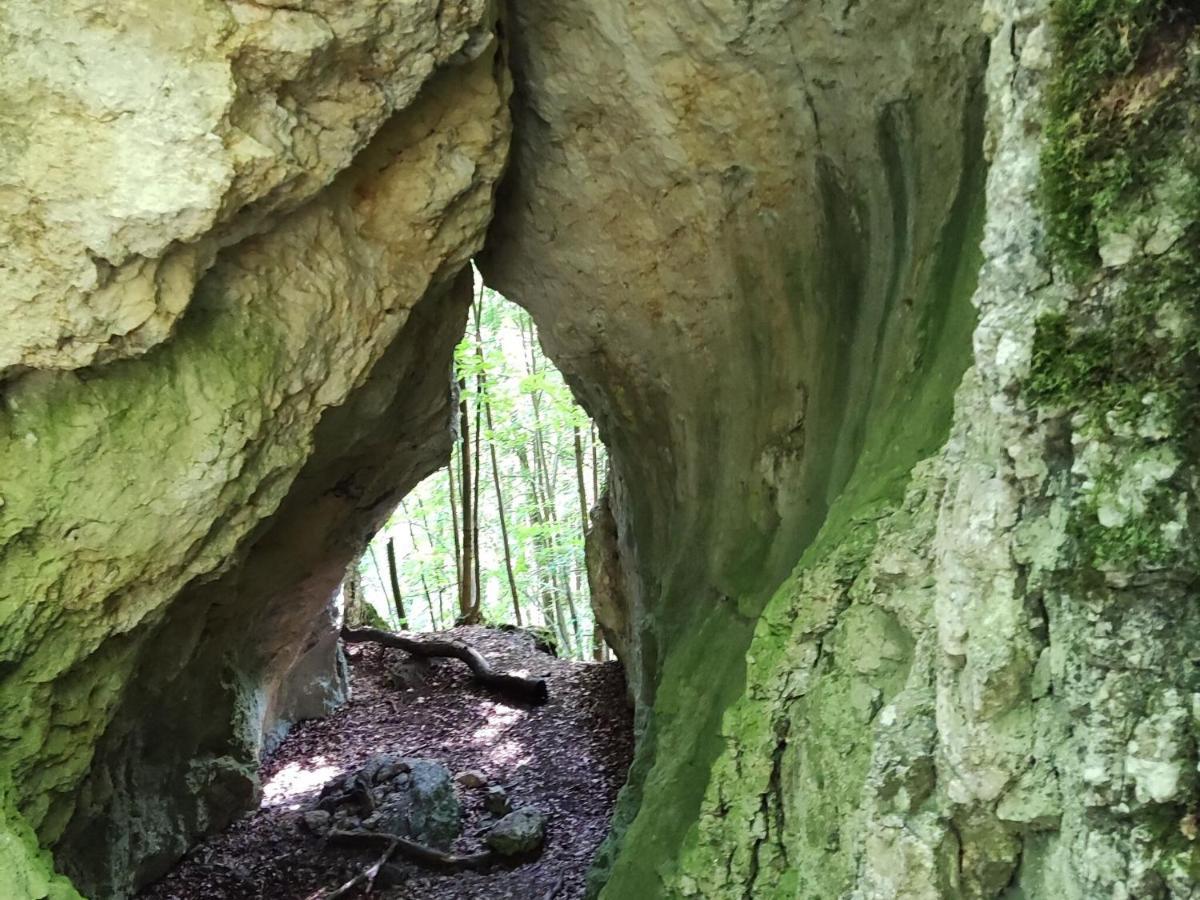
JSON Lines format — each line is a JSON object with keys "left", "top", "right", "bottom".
{"left": 480, "top": 0, "right": 989, "bottom": 892}
{"left": 0, "top": 2, "right": 509, "bottom": 896}
{"left": 485, "top": 0, "right": 1200, "bottom": 897}
{"left": 4, "top": 0, "right": 1200, "bottom": 897}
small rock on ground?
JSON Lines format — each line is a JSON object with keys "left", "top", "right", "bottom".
{"left": 487, "top": 807, "right": 548, "bottom": 856}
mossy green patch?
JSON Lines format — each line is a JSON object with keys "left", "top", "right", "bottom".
{"left": 1041, "top": 0, "right": 1198, "bottom": 275}
{"left": 1033, "top": 0, "right": 1200, "bottom": 570}
{"left": 597, "top": 75, "right": 988, "bottom": 897}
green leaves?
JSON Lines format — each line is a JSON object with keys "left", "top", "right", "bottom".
{"left": 356, "top": 279, "right": 608, "bottom": 658}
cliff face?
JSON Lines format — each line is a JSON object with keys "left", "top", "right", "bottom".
{"left": 486, "top": 0, "right": 1200, "bottom": 896}
{"left": 4, "top": 0, "right": 1200, "bottom": 897}
{"left": 0, "top": 3, "right": 509, "bottom": 897}
{"left": 480, "top": 0, "right": 989, "bottom": 891}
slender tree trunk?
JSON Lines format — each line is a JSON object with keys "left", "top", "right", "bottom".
{"left": 448, "top": 449, "right": 461, "bottom": 591}
{"left": 368, "top": 545, "right": 391, "bottom": 623}
{"left": 515, "top": 442, "right": 567, "bottom": 648}
{"left": 472, "top": 298, "right": 484, "bottom": 621}
{"left": 591, "top": 422, "right": 599, "bottom": 503}
{"left": 410, "top": 497, "right": 448, "bottom": 630}
{"left": 535, "top": 432, "right": 580, "bottom": 656}
{"left": 518, "top": 319, "right": 580, "bottom": 655}
{"left": 424, "top": 581, "right": 436, "bottom": 631}
{"left": 572, "top": 426, "right": 604, "bottom": 661}
{"left": 458, "top": 377, "right": 477, "bottom": 622}
{"left": 344, "top": 566, "right": 365, "bottom": 625}
{"left": 487, "top": 397, "right": 522, "bottom": 625}
{"left": 385, "top": 537, "right": 407, "bottom": 629}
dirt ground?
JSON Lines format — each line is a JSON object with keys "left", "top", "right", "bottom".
{"left": 140, "top": 626, "right": 634, "bottom": 900}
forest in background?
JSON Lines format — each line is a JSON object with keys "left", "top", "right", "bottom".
{"left": 344, "top": 277, "right": 609, "bottom": 660}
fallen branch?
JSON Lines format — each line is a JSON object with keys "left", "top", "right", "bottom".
{"left": 544, "top": 873, "right": 566, "bottom": 899}
{"left": 322, "top": 836, "right": 399, "bottom": 899}
{"left": 341, "top": 626, "right": 549, "bottom": 704}
{"left": 328, "top": 828, "right": 496, "bottom": 871}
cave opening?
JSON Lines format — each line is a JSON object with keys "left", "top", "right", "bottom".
{"left": 342, "top": 272, "right": 612, "bottom": 662}
{"left": 129, "top": 271, "right": 633, "bottom": 900}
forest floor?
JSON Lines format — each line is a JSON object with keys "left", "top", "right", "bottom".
{"left": 140, "top": 627, "right": 633, "bottom": 900}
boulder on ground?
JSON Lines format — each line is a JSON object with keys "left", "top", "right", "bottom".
{"left": 314, "top": 756, "right": 461, "bottom": 848}
{"left": 486, "top": 807, "right": 548, "bottom": 856}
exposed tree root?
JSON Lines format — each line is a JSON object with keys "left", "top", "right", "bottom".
{"left": 327, "top": 829, "right": 496, "bottom": 871}
{"left": 318, "top": 836, "right": 399, "bottom": 899}
{"left": 341, "top": 626, "right": 549, "bottom": 703}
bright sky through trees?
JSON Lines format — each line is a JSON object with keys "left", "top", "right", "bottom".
{"left": 347, "top": 274, "right": 608, "bottom": 660}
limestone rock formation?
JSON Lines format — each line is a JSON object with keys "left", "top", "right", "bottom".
{"left": 0, "top": 0, "right": 496, "bottom": 377}
{"left": 0, "top": 3, "right": 509, "bottom": 896}
{"left": 4, "top": 0, "right": 1200, "bottom": 897}
{"left": 484, "top": 0, "right": 1200, "bottom": 897}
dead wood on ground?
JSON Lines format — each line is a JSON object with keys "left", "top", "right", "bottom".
{"left": 327, "top": 829, "right": 496, "bottom": 872}
{"left": 341, "top": 626, "right": 548, "bottom": 704}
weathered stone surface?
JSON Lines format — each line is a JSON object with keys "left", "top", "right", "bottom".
{"left": 5, "top": 0, "right": 1200, "bottom": 897}
{"left": 265, "top": 597, "right": 350, "bottom": 756}
{"left": 487, "top": 0, "right": 1200, "bottom": 897}
{"left": 320, "top": 756, "right": 462, "bottom": 848}
{"left": 584, "top": 492, "right": 633, "bottom": 665}
{"left": 481, "top": 0, "right": 988, "bottom": 893}
{"left": 0, "top": 0, "right": 496, "bottom": 378}
{"left": 375, "top": 759, "right": 462, "bottom": 848}
{"left": 0, "top": 10, "right": 509, "bottom": 897}
{"left": 486, "top": 806, "right": 548, "bottom": 856}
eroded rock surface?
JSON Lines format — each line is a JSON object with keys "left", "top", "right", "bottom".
{"left": 4, "top": 0, "right": 1200, "bottom": 897}
{"left": 485, "top": 0, "right": 1200, "bottom": 897}
{"left": 0, "top": 6, "right": 509, "bottom": 897}
{"left": 0, "top": 0, "right": 495, "bottom": 377}
{"left": 481, "top": 0, "right": 989, "bottom": 892}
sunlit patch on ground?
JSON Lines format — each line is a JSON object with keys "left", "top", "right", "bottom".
{"left": 471, "top": 699, "right": 526, "bottom": 745}
{"left": 261, "top": 756, "right": 342, "bottom": 809}
{"left": 141, "top": 627, "right": 633, "bottom": 900}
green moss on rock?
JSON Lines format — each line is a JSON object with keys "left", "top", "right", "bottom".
{"left": 1032, "top": 0, "right": 1200, "bottom": 571}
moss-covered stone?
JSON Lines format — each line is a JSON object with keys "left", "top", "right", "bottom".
{"left": 1030, "top": 0, "right": 1200, "bottom": 572}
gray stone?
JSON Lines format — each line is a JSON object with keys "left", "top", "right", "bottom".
{"left": 376, "top": 760, "right": 462, "bottom": 849}
{"left": 486, "top": 807, "right": 548, "bottom": 856}
{"left": 301, "top": 810, "right": 332, "bottom": 835}
{"left": 484, "top": 786, "right": 512, "bottom": 816}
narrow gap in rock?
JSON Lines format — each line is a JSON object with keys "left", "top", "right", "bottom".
{"left": 138, "top": 272, "right": 633, "bottom": 900}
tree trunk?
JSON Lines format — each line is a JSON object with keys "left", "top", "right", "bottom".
{"left": 342, "top": 626, "right": 548, "bottom": 703}
{"left": 458, "top": 376, "right": 477, "bottom": 622}
{"left": 591, "top": 421, "right": 599, "bottom": 502}
{"left": 410, "top": 497, "right": 446, "bottom": 630}
{"left": 343, "top": 566, "right": 365, "bottom": 625}
{"left": 367, "top": 545, "right": 390, "bottom": 623}
{"left": 472, "top": 298, "right": 484, "bottom": 622}
{"left": 447, "top": 447, "right": 461, "bottom": 592}
{"left": 487, "top": 396, "right": 522, "bottom": 625}
{"left": 385, "top": 537, "right": 407, "bottom": 629}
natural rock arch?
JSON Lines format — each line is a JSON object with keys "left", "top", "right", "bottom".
{"left": 1, "top": 0, "right": 1198, "bottom": 898}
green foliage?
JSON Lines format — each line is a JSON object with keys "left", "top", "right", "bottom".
{"left": 356, "top": 280, "right": 607, "bottom": 658}
{"left": 1041, "top": 0, "right": 1197, "bottom": 274}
